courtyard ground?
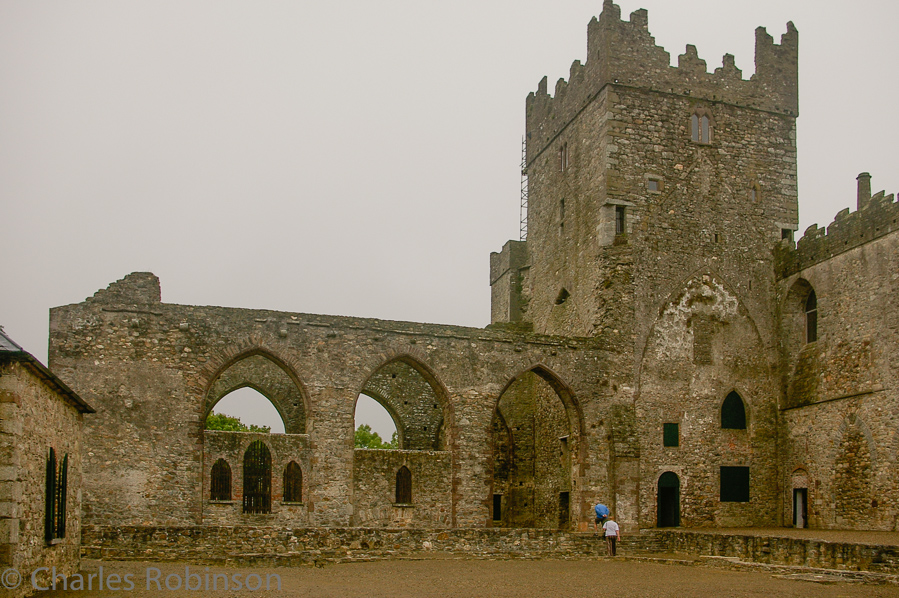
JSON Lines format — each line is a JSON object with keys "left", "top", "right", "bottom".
{"left": 28, "top": 556, "right": 899, "bottom": 598}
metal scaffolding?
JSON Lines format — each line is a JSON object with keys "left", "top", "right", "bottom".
{"left": 520, "top": 136, "right": 528, "bottom": 241}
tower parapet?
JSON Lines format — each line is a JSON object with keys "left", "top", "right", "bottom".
{"left": 525, "top": 0, "right": 798, "bottom": 163}
{"left": 777, "top": 174, "right": 899, "bottom": 277}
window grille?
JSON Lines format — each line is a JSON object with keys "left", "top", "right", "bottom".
{"left": 210, "top": 458, "right": 231, "bottom": 501}
{"left": 243, "top": 440, "right": 272, "bottom": 514}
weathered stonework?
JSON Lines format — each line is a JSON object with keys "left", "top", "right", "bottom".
{"left": 0, "top": 333, "right": 92, "bottom": 598}
{"left": 41, "top": 1, "right": 899, "bottom": 547}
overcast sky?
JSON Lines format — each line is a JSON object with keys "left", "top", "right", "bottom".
{"left": 2, "top": 1, "right": 897, "bottom": 434}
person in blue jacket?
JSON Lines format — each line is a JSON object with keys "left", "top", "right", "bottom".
{"left": 593, "top": 502, "right": 610, "bottom": 532}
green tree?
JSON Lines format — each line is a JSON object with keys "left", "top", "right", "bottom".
{"left": 205, "top": 412, "right": 271, "bottom": 433}
{"left": 354, "top": 424, "right": 398, "bottom": 449}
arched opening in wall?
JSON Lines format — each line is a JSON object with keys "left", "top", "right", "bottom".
{"left": 395, "top": 466, "right": 412, "bottom": 504}
{"left": 721, "top": 391, "right": 747, "bottom": 430}
{"left": 357, "top": 358, "right": 447, "bottom": 451}
{"left": 657, "top": 472, "right": 680, "bottom": 528}
{"left": 490, "top": 367, "right": 580, "bottom": 529}
{"left": 354, "top": 394, "right": 399, "bottom": 449}
{"left": 283, "top": 461, "right": 303, "bottom": 503}
{"left": 203, "top": 352, "right": 307, "bottom": 434}
{"left": 243, "top": 440, "right": 272, "bottom": 514}
{"left": 791, "top": 468, "right": 809, "bottom": 528}
{"left": 210, "top": 458, "right": 232, "bottom": 501}
{"left": 208, "top": 387, "right": 286, "bottom": 434}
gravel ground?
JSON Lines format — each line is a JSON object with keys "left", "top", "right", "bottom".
{"left": 26, "top": 558, "right": 899, "bottom": 598}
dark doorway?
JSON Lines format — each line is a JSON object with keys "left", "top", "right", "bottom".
{"left": 657, "top": 472, "right": 680, "bottom": 527}
{"left": 242, "top": 440, "right": 272, "bottom": 514}
{"left": 793, "top": 488, "right": 808, "bottom": 528}
{"left": 558, "top": 491, "right": 570, "bottom": 528}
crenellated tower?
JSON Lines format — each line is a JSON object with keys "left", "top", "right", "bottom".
{"left": 493, "top": 0, "right": 799, "bottom": 345}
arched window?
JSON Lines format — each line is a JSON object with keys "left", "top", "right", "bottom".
{"left": 805, "top": 290, "right": 817, "bottom": 343}
{"left": 395, "top": 466, "right": 412, "bottom": 504}
{"left": 210, "top": 459, "right": 232, "bottom": 501}
{"left": 283, "top": 461, "right": 303, "bottom": 503}
{"left": 691, "top": 112, "right": 712, "bottom": 143}
{"left": 721, "top": 391, "right": 747, "bottom": 430}
{"left": 243, "top": 440, "right": 272, "bottom": 514}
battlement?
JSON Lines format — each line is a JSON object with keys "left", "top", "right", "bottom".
{"left": 525, "top": 0, "right": 797, "bottom": 161}
{"left": 777, "top": 174, "right": 899, "bottom": 277}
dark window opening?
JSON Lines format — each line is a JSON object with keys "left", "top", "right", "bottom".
{"left": 782, "top": 228, "right": 794, "bottom": 242}
{"left": 555, "top": 288, "right": 570, "bottom": 305}
{"left": 714, "top": 233, "right": 720, "bottom": 243}
{"left": 721, "top": 391, "right": 747, "bottom": 429}
{"left": 560, "top": 198, "right": 565, "bottom": 220}
{"left": 493, "top": 494, "right": 502, "bottom": 521}
{"left": 283, "top": 461, "right": 303, "bottom": 503}
{"left": 559, "top": 492, "right": 570, "bottom": 527}
{"left": 663, "top": 423, "right": 679, "bottom": 447}
{"left": 615, "top": 206, "right": 626, "bottom": 235}
{"left": 396, "top": 466, "right": 412, "bottom": 504}
{"left": 45, "top": 448, "right": 68, "bottom": 542}
{"left": 805, "top": 290, "right": 817, "bottom": 343}
{"left": 210, "top": 458, "right": 232, "bottom": 501}
{"left": 720, "top": 466, "right": 750, "bottom": 502}
{"left": 648, "top": 179, "right": 663, "bottom": 192}
{"left": 243, "top": 440, "right": 272, "bottom": 514}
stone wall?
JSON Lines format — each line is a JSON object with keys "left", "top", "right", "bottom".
{"left": 351, "top": 449, "right": 451, "bottom": 527}
{"left": 0, "top": 359, "right": 86, "bottom": 597}
{"left": 202, "top": 431, "right": 312, "bottom": 526}
{"left": 778, "top": 229, "right": 899, "bottom": 530}
{"left": 49, "top": 272, "right": 625, "bottom": 531}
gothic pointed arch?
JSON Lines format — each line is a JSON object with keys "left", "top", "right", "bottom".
{"left": 203, "top": 348, "right": 309, "bottom": 435}
{"left": 356, "top": 354, "right": 451, "bottom": 451}
{"left": 490, "top": 364, "right": 584, "bottom": 529}
{"left": 721, "top": 390, "right": 748, "bottom": 429}
{"left": 833, "top": 414, "right": 875, "bottom": 524}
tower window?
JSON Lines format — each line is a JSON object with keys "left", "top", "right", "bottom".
{"left": 647, "top": 178, "right": 663, "bottom": 193}
{"left": 721, "top": 391, "right": 747, "bottom": 430}
{"left": 283, "top": 461, "right": 303, "bottom": 503}
{"left": 691, "top": 112, "right": 712, "bottom": 143}
{"left": 805, "top": 291, "right": 817, "bottom": 343}
{"left": 615, "top": 206, "right": 626, "bottom": 235}
{"left": 663, "top": 423, "right": 679, "bottom": 447}
{"left": 720, "top": 466, "right": 750, "bottom": 502}
{"left": 560, "top": 143, "right": 569, "bottom": 172}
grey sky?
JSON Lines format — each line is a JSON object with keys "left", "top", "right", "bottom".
{"left": 2, "top": 1, "right": 897, "bottom": 433}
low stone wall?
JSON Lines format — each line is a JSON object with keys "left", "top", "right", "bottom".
{"left": 82, "top": 526, "right": 623, "bottom": 565}
{"left": 82, "top": 525, "right": 899, "bottom": 575}
{"left": 654, "top": 530, "right": 899, "bottom": 573}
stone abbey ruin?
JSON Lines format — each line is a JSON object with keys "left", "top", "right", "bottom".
{"left": 46, "top": 1, "right": 899, "bottom": 546}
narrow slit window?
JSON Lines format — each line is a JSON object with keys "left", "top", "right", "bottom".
{"left": 283, "top": 461, "right": 303, "bottom": 503}
{"left": 691, "top": 114, "right": 700, "bottom": 142}
{"left": 493, "top": 494, "right": 502, "bottom": 521}
{"left": 615, "top": 206, "right": 626, "bottom": 235}
{"left": 396, "top": 466, "right": 412, "bottom": 504}
{"left": 45, "top": 448, "right": 68, "bottom": 542}
{"left": 805, "top": 291, "right": 817, "bottom": 343}
{"left": 701, "top": 115, "right": 710, "bottom": 143}
{"left": 210, "top": 458, "right": 232, "bottom": 501}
